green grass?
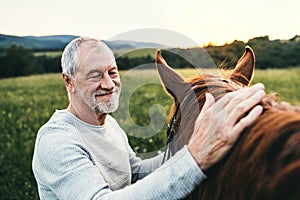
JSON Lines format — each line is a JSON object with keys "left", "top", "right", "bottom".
{"left": 114, "top": 48, "right": 157, "bottom": 59}
{"left": 252, "top": 67, "right": 300, "bottom": 105}
{"left": 0, "top": 74, "right": 68, "bottom": 199}
{"left": 0, "top": 67, "right": 299, "bottom": 199}
{"left": 32, "top": 48, "right": 156, "bottom": 59}
{"left": 33, "top": 51, "right": 63, "bottom": 57}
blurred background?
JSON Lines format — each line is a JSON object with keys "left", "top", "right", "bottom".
{"left": 1, "top": 0, "right": 300, "bottom": 199}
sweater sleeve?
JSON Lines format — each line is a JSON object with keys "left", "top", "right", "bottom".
{"left": 100, "top": 145, "right": 206, "bottom": 200}
{"left": 129, "top": 146, "right": 165, "bottom": 182}
{"left": 33, "top": 128, "right": 206, "bottom": 200}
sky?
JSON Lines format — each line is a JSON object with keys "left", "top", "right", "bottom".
{"left": 1, "top": 0, "right": 300, "bottom": 47}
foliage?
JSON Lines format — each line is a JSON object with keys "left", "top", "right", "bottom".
{"left": 0, "top": 44, "right": 37, "bottom": 77}
{"left": 116, "top": 54, "right": 154, "bottom": 70}
{"left": 205, "top": 36, "right": 300, "bottom": 69}
{"left": 0, "top": 44, "right": 61, "bottom": 78}
{"left": 35, "top": 55, "right": 61, "bottom": 73}
{"left": 1, "top": 35, "right": 300, "bottom": 78}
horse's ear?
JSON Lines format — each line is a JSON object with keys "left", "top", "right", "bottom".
{"left": 229, "top": 46, "right": 255, "bottom": 86}
{"left": 156, "top": 50, "right": 190, "bottom": 101}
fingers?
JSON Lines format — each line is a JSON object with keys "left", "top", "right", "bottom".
{"left": 225, "top": 83, "right": 265, "bottom": 113}
{"left": 220, "top": 84, "right": 265, "bottom": 143}
{"left": 232, "top": 105, "right": 263, "bottom": 139}
{"left": 193, "top": 93, "right": 215, "bottom": 129}
{"left": 213, "top": 83, "right": 265, "bottom": 113}
{"left": 225, "top": 105, "right": 263, "bottom": 145}
{"left": 226, "top": 89, "right": 265, "bottom": 127}
{"left": 202, "top": 93, "right": 215, "bottom": 111}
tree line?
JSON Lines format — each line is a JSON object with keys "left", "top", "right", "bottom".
{"left": 0, "top": 36, "right": 299, "bottom": 78}
{"left": 0, "top": 44, "right": 60, "bottom": 78}
{"left": 205, "top": 36, "right": 300, "bottom": 69}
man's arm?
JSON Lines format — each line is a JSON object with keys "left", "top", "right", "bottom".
{"left": 100, "top": 146, "right": 205, "bottom": 199}
{"left": 130, "top": 150, "right": 164, "bottom": 183}
{"left": 33, "top": 129, "right": 205, "bottom": 200}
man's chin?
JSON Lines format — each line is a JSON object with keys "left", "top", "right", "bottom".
{"left": 94, "top": 103, "right": 119, "bottom": 114}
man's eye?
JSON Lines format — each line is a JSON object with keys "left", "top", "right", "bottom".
{"left": 88, "top": 73, "right": 101, "bottom": 80}
{"left": 91, "top": 74, "right": 101, "bottom": 78}
{"left": 109, "top": 70, "right": 119, "bottom": 76}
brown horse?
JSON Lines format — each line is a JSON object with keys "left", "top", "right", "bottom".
{"left": 156, "top": 47, "right": 300, "bottom": 200}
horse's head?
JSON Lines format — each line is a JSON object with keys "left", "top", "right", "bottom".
{"left": 156, "top": 46, "right": 256, "bottom": 151}
{"left": 156, "top": 47, "right": 300, "bottom": 199}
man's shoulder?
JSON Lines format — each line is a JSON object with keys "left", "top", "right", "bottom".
{"left": 43, "top": 109, "right": 74, "bottom": 128}
{"left": 37, "top": 110, "right": 77, "bottom": 141}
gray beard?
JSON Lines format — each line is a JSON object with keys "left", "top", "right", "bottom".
{"left": 94, "top": 95, "right": 119, "bottom": 113}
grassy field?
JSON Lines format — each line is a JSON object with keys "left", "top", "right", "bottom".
{"left": 252, "top": 67, "right": 300, "bottom": 104}
{"left": 114, "top": 48, "right": 157, "bottom": 58}
{"left": 0, "top": 74, "right": 67, "bottom": 199}
{"left": 33, "top": 48, "right": 157, "bottom": 59}
{"left": 0, "top": 67, "right": 299, "bottom": 199}
{"left": 33, "top": 51, "right": 63, "bottom": 57}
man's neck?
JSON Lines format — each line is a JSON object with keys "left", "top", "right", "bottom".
{"left": 67, "top": 104, "right": 107, "bottom": 126}
{"left": 95, "top": 113, "right": 107, "bottom": 125}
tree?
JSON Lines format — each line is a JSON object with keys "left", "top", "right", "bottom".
{"left": 0, "top": 44, "right": 39, "bottom": 78}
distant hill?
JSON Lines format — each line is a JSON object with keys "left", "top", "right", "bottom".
{"left": 1, "top": 33, "right": 299, "bottom": 73}
{"left": 104, "top": 40, "right": 168, "bottom": 50}
{"left": 0, "top": 34, "right": 167, "bottom": 51}
{"left": 0, "top": 34, "right": 78, "bottom": 50}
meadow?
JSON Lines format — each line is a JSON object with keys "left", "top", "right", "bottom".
{"left": 0, "top": 67, "right": 299, "bottom": 199}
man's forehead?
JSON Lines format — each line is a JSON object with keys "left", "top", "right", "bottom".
{"left": 78, "top": 42, "right": 116, "bottom": 70}
{"left": 79, "top": 41, "right": 114, "bottom": 58}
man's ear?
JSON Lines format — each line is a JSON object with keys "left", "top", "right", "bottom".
{"left": 62, "top": 74, "right": 75, "bottom": 93}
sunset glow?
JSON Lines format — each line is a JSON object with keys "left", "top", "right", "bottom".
{"left": 1, "top": 0, "right": 299, "bottom": 47}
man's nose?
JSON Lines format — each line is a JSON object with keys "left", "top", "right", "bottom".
{"left": 100, "top": 72, "right": 115, "bottom": 90}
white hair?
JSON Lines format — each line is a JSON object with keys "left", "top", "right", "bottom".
{"left": 61, "top": 37, "right": 108, "bottom": 79}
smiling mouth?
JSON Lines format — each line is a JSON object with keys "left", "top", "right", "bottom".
{"left": 95, "top": 92, "right": 113, "bottom": 97}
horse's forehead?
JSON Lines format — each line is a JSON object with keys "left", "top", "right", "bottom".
{"left": 189, "top": 74, "right": 243, "bottom": 91}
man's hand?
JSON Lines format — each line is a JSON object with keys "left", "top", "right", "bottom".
{"left": 188, "top": 83, "right": 265, "bottom": 171}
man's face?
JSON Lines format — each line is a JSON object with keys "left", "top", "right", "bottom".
{"left": 73, "top": 44, "right": 121, "bottom": 114}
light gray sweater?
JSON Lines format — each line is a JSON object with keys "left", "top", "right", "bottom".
{"left": 32, "top": 110, "right": 206, "bottom": 199}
